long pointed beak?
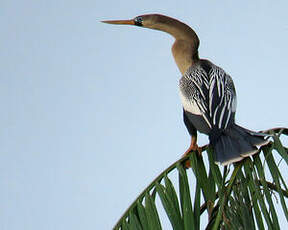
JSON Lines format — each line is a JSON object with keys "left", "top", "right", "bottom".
{"left": 101, "top": 19, "right": 135, "bottom": 25}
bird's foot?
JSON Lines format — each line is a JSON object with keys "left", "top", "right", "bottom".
{"left": 183, "top": 144, "right": 202, "bottom": 157}
{"left": 182, "top": 144, "right": 202, "bottom": 168}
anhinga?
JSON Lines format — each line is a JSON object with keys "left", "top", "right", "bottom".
{"left": 102, "top": 14, "right": 269, "bottom": 165}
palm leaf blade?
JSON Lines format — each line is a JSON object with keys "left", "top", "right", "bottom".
{"left": 144, "top": 193, "right": 162, "bottom": 230}
{"left": 156, "top": 182, "right": 183, "bottom": 230}
{"left": 177, "top": 163, "right": 195, "bottom": 230}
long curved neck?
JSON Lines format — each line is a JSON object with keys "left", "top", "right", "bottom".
{"left": 149, "top": 15, "right": 200, "bottom": 75}
{"left": 151, "top": 16, "right": 199, "bottom": 42}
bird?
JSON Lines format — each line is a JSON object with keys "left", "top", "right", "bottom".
{"left": 102, "top": 14, "right": 269, "bottom": 166}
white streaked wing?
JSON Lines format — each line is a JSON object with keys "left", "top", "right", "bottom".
{"left": 179, "top": 62, "right": 236, "bottom": 130}
{"left": 207, "top": 65, "right": 237, "bottom": 129}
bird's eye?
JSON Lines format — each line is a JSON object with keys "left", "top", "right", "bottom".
{"left": 134, "top": 16, "right": 143, "bottom": 26}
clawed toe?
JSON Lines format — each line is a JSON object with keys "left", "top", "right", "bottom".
{"left": 182, "top": 144, "right": 202, "bottom": 168}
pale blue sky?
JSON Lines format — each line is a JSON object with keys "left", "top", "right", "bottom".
{"left": 1, "top": 0, "right": 288, "bottom": 229}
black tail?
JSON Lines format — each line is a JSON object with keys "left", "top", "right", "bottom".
{"left": 209, "top": 124, "right": 269, "bottom": 165}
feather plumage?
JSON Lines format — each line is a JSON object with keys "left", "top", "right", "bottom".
{"left": 179, "top": 59, "right": 236, "bottom": 132}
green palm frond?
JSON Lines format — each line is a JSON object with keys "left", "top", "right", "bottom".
{"left": 113, "top": 128, "right": 288, "bottom": 230}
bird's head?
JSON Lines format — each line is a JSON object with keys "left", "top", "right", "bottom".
{"left": 102, "top": 14, "right": 169, "bottom": 30}
{"left": 102, "top": 14, "right": 199, "bottom": 43}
